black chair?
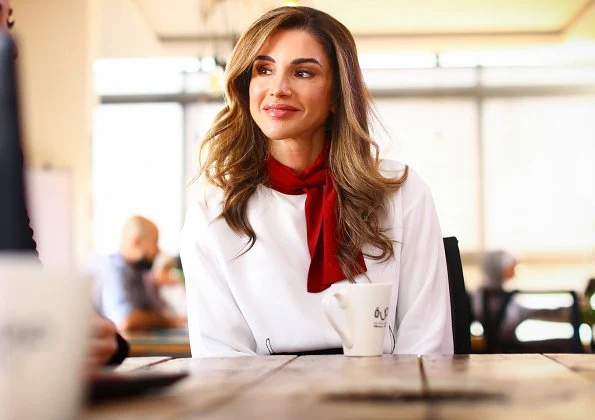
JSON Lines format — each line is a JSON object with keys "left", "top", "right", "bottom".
{"left": 583, "top": 278, "right": 595, "bottom": 351}
{"left": 584, "top": 278, "right": 595, "bottom": 299}
{"left": 479, "top": 289, "right": 517, "bottom": 353}
{"left": 443, "top": 237, "right": 472, "bottom": 354}
{"left": 480, "top": 289, "right": 584, "bottom": 353}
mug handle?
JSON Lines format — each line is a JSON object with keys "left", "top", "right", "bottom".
{"left": 322, "top": 290, "right": 353, "bottom": 349}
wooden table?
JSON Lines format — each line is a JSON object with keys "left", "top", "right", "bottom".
{"left": 122, "top": 327, "right": 191, "bottom": 358}
{"left": 85, "top": 356, "right": 295, "bottom": 419}
{"left": 85, "top": 354, "right": 595, "bottom": 419}
{"left": 114, "top": 357, "right": 172, "bottom": 373}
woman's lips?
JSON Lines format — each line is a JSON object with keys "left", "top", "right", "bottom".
{"left": 263, "top": 104, "right": 298, "bottom": 118}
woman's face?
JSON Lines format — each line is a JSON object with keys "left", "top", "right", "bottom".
{"left": 249, "top": 28, "right": 333, "bottom": 147}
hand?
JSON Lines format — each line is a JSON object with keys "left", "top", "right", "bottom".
{"left": 152, "top": 257, "right": 178, "bottom": 287}
{"left": 87, "top": 314, "right": 119, "bottom": 371}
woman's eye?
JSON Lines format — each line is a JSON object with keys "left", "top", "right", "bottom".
{"left": 255, "top": 65, "right": 272, "bottom": 75}
{"left": 296, "top": 70, "right": 312, "bottom": 78}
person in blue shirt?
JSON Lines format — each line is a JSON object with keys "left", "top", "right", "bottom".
{"left": 94, "top": 216, "right": 186, "bottom": 331}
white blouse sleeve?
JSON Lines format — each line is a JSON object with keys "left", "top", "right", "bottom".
{"left": 180, "top": 202, "right": 257, "bottom": 357}
{"left": 394, "top": 171, "right": 454, "bottom": 354}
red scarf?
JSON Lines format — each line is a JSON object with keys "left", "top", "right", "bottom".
{"left": 266, "top": 145, "right": 367, "bottom": 293}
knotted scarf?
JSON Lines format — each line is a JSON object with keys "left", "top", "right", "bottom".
{"left": 266, "top": 145, "right": 367, "bottom": 292}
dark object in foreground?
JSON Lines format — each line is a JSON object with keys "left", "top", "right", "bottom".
{"left": 87, "top": 370, "right": 188, "bottom": 403}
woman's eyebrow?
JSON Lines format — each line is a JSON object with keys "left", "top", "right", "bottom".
{"left": 254, "top": 55, "right": 321, "bottom": 67}
{"left": 291, "top": 58, "right": 321, "bottom": 67}
{"left": 254, "top": 55, "right": 274, "bottom": 63}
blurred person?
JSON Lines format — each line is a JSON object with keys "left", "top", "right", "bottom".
{"left": 1, "top": 0, "right": 127, "bottom": 369}
{"left": 93, "top": 216, "right": 186, "bottom": 331}
{"left": 180, "top": 6, "right": 452, "bottom": 356}
{"left": 474, "top": 251, "right": 585, "bottom": 353}
{"left": 473, "top": 250, "right": 526, "bottom": 346}
{"left": 152, "top": 253, "right": 181, "bottom": 287}
{"left": 481, "top": 250, "right": 517, "bottom": 289}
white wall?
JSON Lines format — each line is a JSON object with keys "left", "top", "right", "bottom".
{"left": 14, "top": 0, "right": 98, "bottom": 266}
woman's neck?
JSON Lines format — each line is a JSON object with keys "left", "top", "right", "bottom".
{"left": 268, "top": 137, "right": 326, "bottom": 173}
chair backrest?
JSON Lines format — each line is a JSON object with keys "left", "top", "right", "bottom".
{"left": 480, "top": 289, "right": 584, "bottom": 353}
{"left": 443, "top": 237, "right": 472, "bottom": 354}
{"left": 479, "top": 289, "right": 517, "bottom": 353}
{"left": 584, "top": 278, "right": 595, "bottom": 298}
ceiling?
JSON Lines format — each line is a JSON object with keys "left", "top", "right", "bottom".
{"left": 100, "top": 0, "right": 595, "bottom": 58}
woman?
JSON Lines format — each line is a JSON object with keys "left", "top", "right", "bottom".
{"left": 180, "top": 6, "right": 452, "bottom": 356}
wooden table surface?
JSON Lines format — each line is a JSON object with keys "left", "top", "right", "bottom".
{"left": 85, "top": 354, "right": 595, "bottom": 420}
{"left": 85, "top": 356, "right": 295, "bottom": 420}
{"left": 114, "top": 357, "right": 172, "bottom": 373}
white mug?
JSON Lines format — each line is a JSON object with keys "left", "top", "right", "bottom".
{"left": 0, "top": 255, "right": 91, "bottom": 420}
{"left": 322, "top": 283, "right": 392, "bottom": 356}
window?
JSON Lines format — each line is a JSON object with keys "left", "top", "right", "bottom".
{"left": 373, "top": 98, "right": 481, "bottom": 251}
{"left": 483, "top": 96, "right": 595, "bottom": 254}
{"left": 92, "top": 103, "right": 184, "bottom": 255}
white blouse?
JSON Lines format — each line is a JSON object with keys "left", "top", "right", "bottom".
{"left": 180, "top": 160, "right": 453, "bottom": 356}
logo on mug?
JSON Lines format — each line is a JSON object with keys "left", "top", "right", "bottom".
{"left": 373, "top": 306, "right": 389, "bottom": 328}
{"left": 0, "top": 320, "right": 50, "bottom": 358}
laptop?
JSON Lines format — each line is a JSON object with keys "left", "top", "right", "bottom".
{"left": 0, "top": 32, "right": 187, "bottom": 402}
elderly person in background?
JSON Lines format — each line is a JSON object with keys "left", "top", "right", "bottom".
{"left": 480, "top": 250, "right": 517, "bottom": 290}
{"left": 473, "top": 250, "right": 526, "bottom": 346}
{"left": 94, "top": 216, "right": 186, "bottom": 331}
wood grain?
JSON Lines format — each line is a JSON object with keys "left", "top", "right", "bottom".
{"left": 545, "top": 353, "right": 595, "bottom": 382}
{"left": 114, "top": 357, "right": 172, "bottom": 373}
{"left": 201, "top": 354, "right": 595, "bottom": 420}
{"left": 197, "top": 355, "right": 428, "bottom": 420}
{"left": 420, "top": 354, "right": 595, "bottom": 420}
{"left": 84, "top": 355, "right": 295, "bottom": 420}
{"left": 84, "top": 354, "right": 595, "bottom": 420}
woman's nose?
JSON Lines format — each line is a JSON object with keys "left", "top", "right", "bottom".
{"left": 269, "top": 74, "right": 291, "bottom": 97}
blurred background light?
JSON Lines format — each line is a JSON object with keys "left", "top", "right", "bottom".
{"left": 515, "top": 320, "right": 574, "bottom": 342}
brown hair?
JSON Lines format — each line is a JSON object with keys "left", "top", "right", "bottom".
{"left": 197, "top": 6, "right": 408, "bottom": 280}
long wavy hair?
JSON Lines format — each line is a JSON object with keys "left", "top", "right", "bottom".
{"left": 198, "top": 6, "right": 408, "bottom": 280}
